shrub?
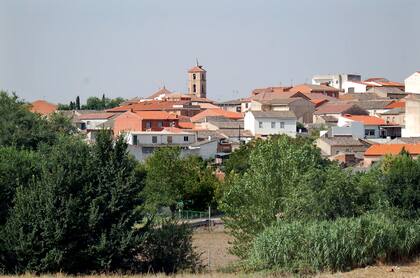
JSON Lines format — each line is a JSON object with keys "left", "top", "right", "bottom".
{"left": 248, "top": 213, "right": 420, "bottom": 273}
{"left": 139, "top": 221, "right": 201, "bottom": 274}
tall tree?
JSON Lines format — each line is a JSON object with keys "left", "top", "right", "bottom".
{"left": 2, "top": 132, "right": 147, "bottom": 273}
{"left": 75, "top": 96, "right": 80, "bottom": 110}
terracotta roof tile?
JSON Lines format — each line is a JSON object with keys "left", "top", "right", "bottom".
{"left": 188, "top": 66, "right": 206, "bottom": 73}
{"left": 30, "top": 100, "right": 57, "bottom": 115}
{"left": 385, "top": 100, "right": 405, "bottom": 109}
{"left": 191, "top": 109, "right": 243, "bottom": 122}
{"left": 134, "top": 111, "right": 178, "bottom": 120}
{"left": 343, "top": 114, "right": 396, "bottom": 126}
{"left": 314, "top": 103, "right": 355, "bottom": 114}
{"left": 78, "top": 113, "right": 116, "bottom": 120}
{"left": 107, "top": 100, "right": 191, "bottom": 112}
{"left": 365, "top": 144, "right": 420, "bottom": 156}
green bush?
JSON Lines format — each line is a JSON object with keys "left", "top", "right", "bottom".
{"left": 139, "top": 221, "right": 201, "bottom": 274}
{"left": 248, "top": 213, "right": 420, "bottom": 273}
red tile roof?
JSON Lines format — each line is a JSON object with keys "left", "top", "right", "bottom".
{"left": 30, "top": 100, "right": 57, "bottom": 115}
{"left": 291, "top": 84, "right": 340, "bottom": 93}
{"left": 78, "top": 113, "right": 115, "bottom": 120}
{"left": 188, "top": 66, "right": 206, "bottom": 73}
{"left": 385, "top": 100, "right": 405, "bottom": 109}
{"left": 365, "top": 144, "right": 420, "bottom": 156}
{"left": 107, "top": 100, "right": 190, "bottom": 112}
{"left": 178, "top": 122, "right": 195, "bottom": 129}
{"left": 147, "top": 87, "right": 173, "bottom": 99}
{"left": 314, "top": 103, "right": 355, "bottom": 114}
{"left": 191, "top": 109, "right": 243, "bottom": 122}
{"left": 135, "top": 111, "right": 178, "bottom": 120}
{"left": 343, "top": 114, "right": 395, "bottom": 126}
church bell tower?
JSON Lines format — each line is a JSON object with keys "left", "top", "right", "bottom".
{"left": 188, "top": 62, "right": 207, "bottom": 99}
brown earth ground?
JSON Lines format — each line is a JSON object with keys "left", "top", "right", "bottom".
{"left": 2, "top": 226, "right": 420, "bottom": 277}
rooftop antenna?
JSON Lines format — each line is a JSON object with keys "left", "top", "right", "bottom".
{"left": 291, "top": 79, "right": 294, "bottom": 86}
{"left": 196, "top": 58, "right": 199, "bottom": 66}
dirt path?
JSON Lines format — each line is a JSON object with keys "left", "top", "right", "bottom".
{"left": 192, "top": 225, "right": 238, "bottom": 271}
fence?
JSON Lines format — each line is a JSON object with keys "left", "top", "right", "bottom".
{"left": 177, "top": 210, "right": 208, "bottom": 220}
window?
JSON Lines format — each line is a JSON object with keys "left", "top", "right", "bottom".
{"left": 193, "top": 84, "right": 196, "bottom": 93}
{"left": 146, "top": 121, "right": 152, "bottom": 129}
{"left": 157, "top": 121, "right": 163, "bottom": 128}
{"left": 193, "top": 74, "right": 196, "bottom": 80}
{"left": 245, "top": 103, "right": 249, "bottom": 108}
{"left": 236, "top": 106, "right": 241, "bottom": 112}
{"left": 259, "top": 121, "right": 263, "bottom": 128}
{"left": 184, "top": 136, "right": 189, "bottom": 142}
{"left": 271, "top": 122, "right": 276, "bottom": 128}
{"left": 348, "top": 87, "right": 355, "bottom": 93}
{"left": 280, "top": 122, "right": 285, "bottom": 129}
{"left": 201, "top": 84, "right": 204, "bottom": 93}
{"left": 132, "top": 135, "right": 138, "bottom": 145}
{"left": 365, "top": 129, "right": 375, "bottom": 136}
{"left": 152, "top": 136, "right": 157, "bottom": 143}
{"left": 167, "top": 136, "right": 173, "bottom": 144}
{"left": 80, "top": 122, "right": 86, "bottom": 130}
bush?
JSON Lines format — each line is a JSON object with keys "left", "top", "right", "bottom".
{"left": 248, "top": 213, "right": 420, "bottom": 273}
{"left": 1, "top": 133, "right": 146, "bottom": 273}
{"left": 139, "top": 221, "right": 201, "bottom": 274}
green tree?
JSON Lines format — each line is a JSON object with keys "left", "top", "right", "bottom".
{"left": 0, "top": 92, "right": 55, "bottom": 150}
{"left": 143, "top": 148, "right": 185, "bottom": 213}
{"left": 75, "top": 96, "right": 80, "bottom": 110}
{"left": 1, "top": 132, "right": 147, "bottom": 273}
{"left": 224, "top": 140, "right": 258, "bottom": 175}
{"left": 220, "top": 135, "right": 328, "bottom": 257}
{"left": 0, "top": 147, "right": 41, "bottom": 225}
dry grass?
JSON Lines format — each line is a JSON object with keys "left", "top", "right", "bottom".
{"left": 1, "top": 228, "right": 419, "bottom": 277}
{"left": 192, "top": 225, "right": 238, "bottom": 271}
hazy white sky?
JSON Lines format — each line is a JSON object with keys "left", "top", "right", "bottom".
{"left": 1, "top": 0, "right": 419, "bottom": 104}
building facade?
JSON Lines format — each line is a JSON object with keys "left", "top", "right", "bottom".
{"left": 244, "top": 111, "right": 297, "bottom": 137}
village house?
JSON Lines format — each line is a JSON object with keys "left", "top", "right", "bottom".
{"left": 30, "top": 100, "right": 57, "bottom": 116}
{"left": 290, "top": 83, "right": 340, "bottom": 98}
{"left": 124, "top": 127, "right": 218, "bottom": 162}
{"left": 113, "top": 111, "right": 179, "bottom": 135}
{"left": 317, "top": 136, "right": 371, "bottom": 156}
{"left": 250, "top": 97, "right": 315, "bottom": 124}
{"left": 244, "top": 111, "right": 297, "bottom": 137}
{"left": 404, "top": 72, "right": 420, "bottom": 94}
{"left": 340, "top": 114, "right": 401, "bottom": 139}
{"left": 312, "top": 73, "right": 362, "bottom": 91}
{"left": 76, "top": 112, "right": 117, "bottom": 142}
{"left": 190, "top": 108, "right": 243, "bottom": 123}
{"left": 107, "top": 100, "right": 201, "bottom": 117}
{"left": 364, "top": 144, "right": 420, "bottom": 167}
{"left": 313, "top": 103, "right": 368, "bottom": 123}
{"left": 402, "top": 94, "right": 420, "bottom": 137}
{"left": 351, "top": 99, "right": 395, "bottom": 117}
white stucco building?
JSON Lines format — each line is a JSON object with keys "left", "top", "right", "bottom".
{"left": 402, "top": 95, "right": 420, "bottom": 137}
{"left": 342, "top": 81, "right": 367, "bottom": 93}
{"left": 405, "top": 72, "right": 420, "bottom": 94}
{"left": 124, "top": 129, "right": 218, "bottom": 161}
{"left": 312, "top": 73, "right": 361, "bottom": 90}
{"left": 244, "top": 111, "right": 297, "bottom": 137}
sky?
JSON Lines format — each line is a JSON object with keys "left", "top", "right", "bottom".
{"left": 1, "top": 0, "right": 419, "bottom": 104}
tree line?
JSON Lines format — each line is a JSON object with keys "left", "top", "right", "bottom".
{"left": 58, "top": 94, "right": 125, "bottom": 110}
